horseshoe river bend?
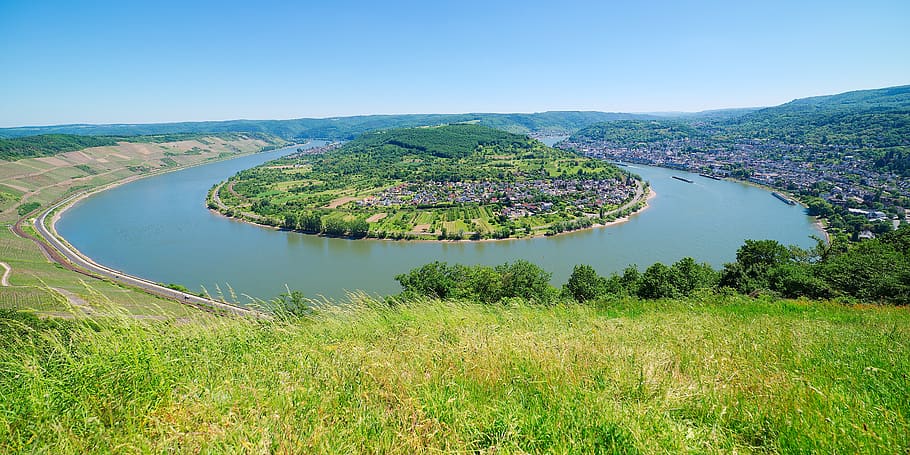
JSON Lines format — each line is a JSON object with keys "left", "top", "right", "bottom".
{"left": 56, "top": 141, "right": 824, "bottom": 303}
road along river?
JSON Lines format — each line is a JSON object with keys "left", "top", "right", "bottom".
{"left": 57, "top": 143, "right": 824, "bottom": 303}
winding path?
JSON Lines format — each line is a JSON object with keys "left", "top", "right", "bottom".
{"left": 0, "top": 261, "right": 10, "bottom": 286}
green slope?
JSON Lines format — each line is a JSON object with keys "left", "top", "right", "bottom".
{"left": 2, "top": 295, "right": 908, "bottom": 453}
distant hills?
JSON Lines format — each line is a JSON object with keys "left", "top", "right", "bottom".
{"left": 726, "top": 85, "right": 910, "bottom": 148}
{"left": 3, "top": 85, "right": 909, "bottom": 170}
{"left": 572, "top": 85, "right": 910, "bottom": 146}
{"left": 0, "top": 112, "right": 659, "bottom": 141}
{"left": 0, "top": 132, "right": 281, "bottom": 161}
{"left": 569, "top": 85, "right": 910, "bottom": 176}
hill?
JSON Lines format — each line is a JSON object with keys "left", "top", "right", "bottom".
{"left": 570, "top": 85, "right": 910, "bottom": 154}
{"left": 727, "top": 85, "right": 910, "bottom": 148}
{"left": 0, "top": 132, "right": 284, "bottom": 161}
{"left": 2, "top": 294, "right": 907, "bottom": 453}
{"left": 211, "top": 124, "right": 646, "bottom": 240}
{"left": 0, "top": 112, "right": 659, "bottom": 141}
{"left": 0, "top": 134, "right": 119, "bottom": 160}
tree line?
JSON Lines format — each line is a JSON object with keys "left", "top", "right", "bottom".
{"left": 395, "top": 225, "right": 910, "bottom": 305}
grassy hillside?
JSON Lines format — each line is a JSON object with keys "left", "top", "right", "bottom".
{"left": 0, "top": 135, "right": 118, "bottom": 160}
{"left": 0, "top": 132, "right": 283, "bottom": 161}
{"left": 0, "top": 133, "right": 287, "bottom": 317}
{"left": 1, "top": 295, "right": 907, "bottom": 453}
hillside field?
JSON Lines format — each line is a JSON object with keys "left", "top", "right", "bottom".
{"left": 1, "top": 295, "right": 907, "bottom": 453}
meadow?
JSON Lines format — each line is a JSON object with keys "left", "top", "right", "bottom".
{"left": 1, "top": 294, "right": 907, "bottom": 453}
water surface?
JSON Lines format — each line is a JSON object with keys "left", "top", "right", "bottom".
{"left": 58, "top": 144, "right": 822, "bottom": 301}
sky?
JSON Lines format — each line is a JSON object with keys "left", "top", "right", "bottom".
{"left": 1, "top": 0, "right": 908, "bottom": 127}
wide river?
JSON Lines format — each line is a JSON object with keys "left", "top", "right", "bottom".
{"left": 58, "top": 141, "right": 823, "bottom": 303}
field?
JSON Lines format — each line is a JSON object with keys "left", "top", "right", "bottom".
{"left": 1, "top": 295, "right": 907, "bottom": 452}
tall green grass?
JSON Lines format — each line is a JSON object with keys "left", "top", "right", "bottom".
{"left": 1, "top": 294, "right": 908, "bottom": 453}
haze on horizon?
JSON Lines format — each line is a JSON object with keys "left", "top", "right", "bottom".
{"left": 1, "top": 0, "right": 908, "bottom": 128}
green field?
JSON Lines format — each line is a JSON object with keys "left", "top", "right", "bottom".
{"left": 2, "top": 295, "right": 907, "bottom": 453}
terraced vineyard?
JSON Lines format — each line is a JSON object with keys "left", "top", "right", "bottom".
{"left": 211, "top": 124, "right": 646, "bottom": 240}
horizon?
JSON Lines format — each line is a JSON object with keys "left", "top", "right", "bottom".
{"left": 2, "top": 0, "right": 909, "bottom": 128}
{"left": 3, "top": 82, "right": 908, "bottom": 131}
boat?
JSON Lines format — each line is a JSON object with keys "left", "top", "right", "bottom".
{"left": 672, "top": 176, "right": 694, "bottom": 183}
{"left": 772, "top": 191, "right": 796, "bottom": 205}
{"left": 699, "top": 173, "right": 722, "bottom": 181}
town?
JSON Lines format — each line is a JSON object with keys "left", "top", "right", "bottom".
{"left": 357, "top": 176, "right": 638, "bottom": 218}
{"left": 560, "top": 136, "right": 909, "bottom": 237}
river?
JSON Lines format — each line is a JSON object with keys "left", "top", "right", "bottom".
{"left": 57, "top": 142, "right": 823, "bottom": 303}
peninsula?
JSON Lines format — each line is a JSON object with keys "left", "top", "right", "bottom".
{"left": 209, "top": 124, "right": 648, "bottom": 240}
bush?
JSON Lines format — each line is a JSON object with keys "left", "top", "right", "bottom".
{"left": 565, "top": 264, "right": 605, "bottom": 302}
{"left": 396, "top": 260, "right": 555, "bottom": 303}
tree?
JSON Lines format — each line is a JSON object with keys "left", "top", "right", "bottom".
{"left": 670, "top": 257, "right": 718, "bottom": 295}
{"left": 720, "top": 239, "right": 792, "bottom": 294}
{"left": 637, "top": 262, "right": 678, "bottom": 299}
{"left": 349, "top": 219, "right": 369, "bottom": 238}
{"left": 495, "top": 260, "right": 554, "bottom": 303}
{"left": 283, "top": 213, "right": 299, "bottom": 230}
{"left": 565, "top": 264, "right": 605, "bottom": 302}
{"left": 395, "top": 262, "right": 457, "bottom": 299}
{"left": 299, "top": 212, "right": 322, "bottom": 233}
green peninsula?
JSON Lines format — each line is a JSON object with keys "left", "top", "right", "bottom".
{"left": 210, "top": 124, "right": 647, "bottom": 240}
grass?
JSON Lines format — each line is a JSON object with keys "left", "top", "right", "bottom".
{"left": 1, "top": 294, "right": 907, "bottom": 453}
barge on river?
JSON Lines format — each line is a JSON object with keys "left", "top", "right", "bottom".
{"left": 772, "top": 191, "right": 796, "bottom": 205}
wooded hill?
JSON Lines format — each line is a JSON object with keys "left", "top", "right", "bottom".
{"left": 569, "top": 85, "right": 910, "bottom": 175}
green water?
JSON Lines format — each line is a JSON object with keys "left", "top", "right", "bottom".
{"left": 57, "top": 143, "right": 823, "bottom": 302}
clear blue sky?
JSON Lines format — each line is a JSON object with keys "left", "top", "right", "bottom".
{"left": 1, "top": 0, "right": 908, "bottom": 127}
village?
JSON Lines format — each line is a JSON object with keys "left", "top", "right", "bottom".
{"left": 561, "top": 137, "right": 909, "bottom": 228}
{"left": 357, "top": 176, "right": 638, "bottom": 218}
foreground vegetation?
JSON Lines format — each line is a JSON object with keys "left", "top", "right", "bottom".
{"left": 2, "top": 228, "right": 908, "bottom": 452}
{"left": 394, "top": 226, "right": 910, "bottom": 307}
{"left": 2, "top": 294, "right": 908, "bottom": 453}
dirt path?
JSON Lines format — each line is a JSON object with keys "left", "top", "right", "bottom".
{"left": 50, "top": 287, "right": 93, "bottom": 314}
{"left": 325, "top": 196, "right": 358, "bottom": 208}
{"left": 0, "top": 261, "right": 10, "bottom": 286}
